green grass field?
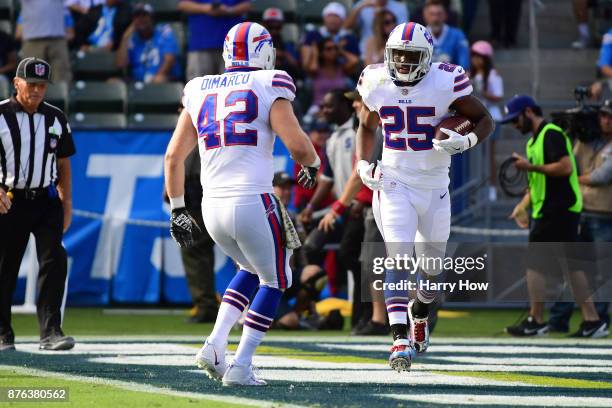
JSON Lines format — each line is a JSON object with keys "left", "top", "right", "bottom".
{"left": 9, "top": 307, "right": 584, "bottom": 337}
{"left": 1, "top": 308, "right": 609, "bottom": 408}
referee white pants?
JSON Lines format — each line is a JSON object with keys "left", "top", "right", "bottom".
{"left": 372, "top": 176, "right": 451, "bottom": 276}
{"left": 202, "top": 194, "right": 292, "bottom": 290}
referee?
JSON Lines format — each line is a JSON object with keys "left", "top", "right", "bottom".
{"left": 0, "top": 57, "right": 76, "bottom": 351}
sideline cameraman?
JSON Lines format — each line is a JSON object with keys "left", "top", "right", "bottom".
{"left": 502, "top": 95, "right": 605, "bottom": 337}
{"left": 548, "top": 100, "right": 612, "bottom": 337}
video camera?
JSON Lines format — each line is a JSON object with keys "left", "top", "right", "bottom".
{"left": 551, "top": 86, "right": 601, "bottom": 143}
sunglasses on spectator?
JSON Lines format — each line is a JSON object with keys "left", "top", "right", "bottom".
{"left": 384, "top": 19, "right": 396, "bottom": 25}
{"left": 324, "top": 45, "right": 338, "bottom": 51}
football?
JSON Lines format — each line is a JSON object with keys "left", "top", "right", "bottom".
{"left": 434, "top": 115, "right": 475, "bottom": 140}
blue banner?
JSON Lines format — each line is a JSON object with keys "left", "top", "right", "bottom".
{"left": 15, "top": 130, "right": 294, "bottom": 306}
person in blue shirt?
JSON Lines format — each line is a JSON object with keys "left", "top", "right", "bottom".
{"left": 116, "top": 3, "right": 180, "bottom": 83}
{"left": 423, "top": 0, "right": 470, "bottom": 69}
{"left": 590, "top": 29, "right": 612, "bottom": 101}
{"left": 178, "top": 0, "right": 251, "bottom": 79}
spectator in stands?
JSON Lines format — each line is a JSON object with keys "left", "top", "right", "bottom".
{"left": 16, "top": 9, "right": 75, "bottom": 46}
{"left": 178, "top": 0, "right": 251, "bottom": 79}
{"left": 423, "top": 0, "right": 470, "bottom": 68}
{"left": 0, "top": 29, "right": 17, "bottom": 85}
{"left": 115, "top": 3, "right": 181, "bottom": 83}
{"left": 547, "top": 99, "right": 612, "bottom": 337}
{"left": 461, "top": 0, "right": 481, "bottom": 36}
{"left": 261, "top": 8, "right": 300, "bottom": 80}
{"left": 19, "top": 0, "right": 72, "bottom": 82}
{"left": 572, "top": 0, "right": 591, "bottom": 49}
{"left": 344, "top": 0, "right": 409, "bottom": 55}
{"left": 363, "top": 9, "right": 396, "bottom": 65}
{"left": 469, "top": 40, "right": 504, "bottom": 200}
{"left": 488, "top": 0, "right": 523, "bottom": 49}
{"left": 303, "top": 37, "right": 359, "bottom": 117}
{"left": 293, "top": 120, "right": 335, "bottom": 212}
{"left": 300, "top": 2, "right": 360, "bottom": 74}
{"left": 590, "top": 28, "right": 612, "bottom": 101}
{"left": 412, "top": 0, "right": 460, "bottom": 28}
{"left": 66, "top": 0, "right": 106, "bottom": 27}
{"left": 73, "top": 0, "right": 133, "bottom": 51}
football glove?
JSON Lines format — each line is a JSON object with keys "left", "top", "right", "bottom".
{"left": 357, "top": 160, "right": 383, "bottom": 191}
{"left": 433, "top": 129, "right": 478, "bottom": 155}
{"left": 170, "top": 208, "right": 201, "bottom": 248}
{"left": 298, "top": 163, "right": 319, "bottom": 189}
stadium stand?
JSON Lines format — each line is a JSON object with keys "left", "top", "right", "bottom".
{"left": 73, "top": 50, "right": 121, "bottom": 81}
{"left": 46, "top": 82, "right": 69, "bottom": 113}
{"left": 71, "top": 81, "right": 127, "bottom": 113}
{"left": 69, "top": 112, "right": 128, "bottom": 128}
{"left": 0, "top": 0, "right": 13, "bottom": 21}
{"left": 128, "top": 112, "right": 180, "bottom": 129}
{"left": 127, "top": 81, "right": 183, "bottom": 114}
{"left": 140, "top": 0, "right": 182, "bottom": 22}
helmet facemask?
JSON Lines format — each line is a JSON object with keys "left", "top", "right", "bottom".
{"left": 385, "top": 46, "right": 431, "bottom": 83}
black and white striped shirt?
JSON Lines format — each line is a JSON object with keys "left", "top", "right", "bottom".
{"left": 0, "top": 96, "right": 75, "bottom": 190}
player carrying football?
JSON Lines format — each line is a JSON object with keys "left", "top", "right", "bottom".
{"left": 355, "top": 22, "right": 494, "bottom": 371}
{"left": 165, "top": 22, "right": 319, "bottom": 386}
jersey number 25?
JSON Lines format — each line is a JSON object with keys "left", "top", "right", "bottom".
{"left": 197, "top": 89, "right": 258, "bottom": 150}
{"left": 379, "top": 106, "right": 435, "bottom": 151}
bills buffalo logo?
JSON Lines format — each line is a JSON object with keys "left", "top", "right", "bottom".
{"left": 34, "top": 64, "right": 46, "bottom": 76}
{"left": 253, "top": 32, "right": 273, "bottom": 53}
{"left": 265, "top": 202, "right": 277, "bottom": 218}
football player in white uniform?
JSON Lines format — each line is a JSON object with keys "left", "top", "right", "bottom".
{"left": 356, "top": 22, "right": 494, "bottom": 371}
{"left": 164, "top": 22, "right": 320, "bottom": 386}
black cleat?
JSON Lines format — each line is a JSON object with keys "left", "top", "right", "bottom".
{"left": 0, "top": 334, "right": 15, "bottom": 351}
{"left": 354, "top": 320, "right": 390, "bottom": 336}
{"left": 569, "top": 320, "right": 609, "bottom": 338}
{"left": 505, "top": 315, "right": 549, "bottom": 337}
{"left": 39, "top": 329, "right": 75, "bottom": 351}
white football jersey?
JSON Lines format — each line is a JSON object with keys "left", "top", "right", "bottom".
{"left": 182, "top": 68, "right": 296, "bottom": 198}
{"left": 357, "top": 62, "right": 473, "bottom": 189}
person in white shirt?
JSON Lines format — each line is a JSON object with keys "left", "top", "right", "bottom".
{"left": 469, "top": 40, "right": 504, "bottom": 200}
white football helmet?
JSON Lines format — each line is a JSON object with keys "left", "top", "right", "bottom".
{"left": 223, "top": 22, "right": 276, "bottom": 70}
{"left": 385, "top": 22, "right": 434, "bottom": 83}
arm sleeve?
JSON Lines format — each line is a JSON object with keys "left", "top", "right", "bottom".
{"left": 159, "top": 25, "right": 179, "bottom": 57}
{"left": 450, "top": 66, "right": 473, "bottom": 102}
{"left": 589, "top": 146, "right": 612, "bottom": 185}
{"left": 356, "top": 66, "right": 377, "bottom": 111}
{"left": 269, "top": 70, "right": 296, "bottom": 102}
{"left": 597, "top": 30, "right": 612, "bottom": 68}
{"left": 57, "top": 114, "right": 76, "bottom": 158}
{"left": 543, "top": 129, "right": 569, "bottom": 163}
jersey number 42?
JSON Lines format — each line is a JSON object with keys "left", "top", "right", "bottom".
{"left": 197, "top": 89, "right": 258, "bottom": 150}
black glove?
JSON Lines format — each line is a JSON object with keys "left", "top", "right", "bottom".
{"left": 170, "top": 208, "right": 201, "bottom": 248}
{"left": 297, "top": 165, "right": 318, "bottom": 189}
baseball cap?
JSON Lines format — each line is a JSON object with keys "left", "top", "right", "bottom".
{"left": 322, "top": 2, "right": 346, "bottom": 20}
{"left": 263, "top": 7, "right": 284, "bottom": 22}
{"left": 133, "top": 2, "right": 154, "bottom": 16}
{"left": 273, "top": 171, "right": 295, "bottom": 187}
{"left": 16, "top": 57, "right": 51, "bottom": 83}
{"left": 500, "top": 95, "right": 539, "bottom": 124}
{"left": 601, "top": 99, "right": 612, "bottom": 115}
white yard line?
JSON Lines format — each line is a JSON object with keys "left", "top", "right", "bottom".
{"left": 384, "top": 393, "right": 612, "bottom": 407}
{"left": 0, "top": 364, "right": 306, "bottom": 408}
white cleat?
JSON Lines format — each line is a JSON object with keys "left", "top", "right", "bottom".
{"left": 195, "top": 340, "right": 227, "bottom": 381}
{"left": 408, "top": 299, "right": 430, "bottom": 353}
{"left": 389, "top": 338, "right": 415, "bottom": 372}
{"left": 222, "top": 363, "right": 267, "bottom": 386}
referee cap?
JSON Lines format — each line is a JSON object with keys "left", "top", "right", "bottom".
{"left": 16, "top": 57, "right": 52, "bottom": 83}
